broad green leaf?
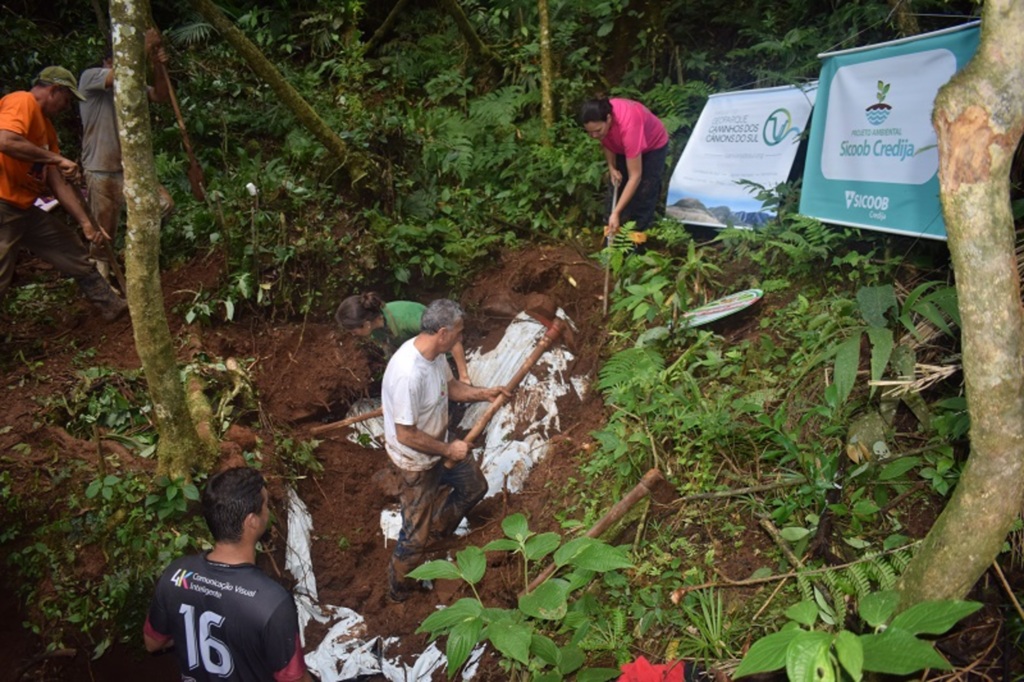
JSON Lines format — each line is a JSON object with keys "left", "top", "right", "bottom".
{"left": 483, "top": 538, "right": 519, "bottom": 552}
{"left": 572, "top": 542, "right": 632, "bottom": 572}
{"left": 446, "top": 617, "right": 483, "bottom": 675}
{"left": 834, "top": 630, "right": 863, "bottom": 681}
{"left": 502, "top": 513, "right": 529, "bottom": 541}
{"left": 524, "top": 532, "right": 561, "bottom": 561}
{"left": 833, "top": 333, "right": 862, "bottom": 405}
{"left": 813, "top": 586, "right": 837, "bottom": 626}
{"left": 852, "top": 499, "right": 879, "bottom": 516}
{"left": 417, "top": 598, "right": 482, "bottom": 634}
{"left": 530, "top": 634, "right": 560, "bottom": 666}
{"left": 408, "top": 560, "right": 461, "bottom": 582}
{"left": 519, "top": 580, "right": 569, "bottom": 620}
{"left": 858, "top": 590, "right": 899, "bottom": 628}
{"left": 865, "top": 326, "right": 894, "bottom": 388}
{"left": 562, "top": 567, "right": 596, "bottom": 592}
{"left": 553, "top": 537, "right": 595, "bottom": 567}
{"left": 780, "top": 526, "right": 811, "bottom": 542}
{"left": 861, "top": 630, "right": 950, "bottom": 674}
{"left": 456, "top": 546, "right": 486, "bottom": 585}
{"left": 486, "top": 619, "right": 533, "bottom": 664}
{"left": 734, "top": 629, "right": 802, "bottom": 678}
{"left": 878, "top": 457, "right": 920, "bottom": 481}
{"left": 786, "top": 631, "right": 833, "bottom": 682}
{"left": 857, "top": 284, "right": 896, "bottom": 328}
{"left": 889, "top": 600, "right": 982, "bottom": 636}
{"left": 557, "top": 644, "right": 585, "bottom": 675}
{"left": 785, "top": 600, "right": 818, "bottom": 628}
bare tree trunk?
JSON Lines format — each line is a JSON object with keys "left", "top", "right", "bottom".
{"left": 897, "top": 0, "right": 1024, "bottom": 606}
{"left": 436, "top": 0, "right": 501, "bottom": 65}
{"left": 887, "top": 0, "right": 920, "bottom": 37}
{"left": 538, "top": 0, "right": 554, "bottom": 143}
{"left": 109, "top": 0, "right": 217, "bottom": 480}
{"left": 188, "top": 0, "right": 377, "bottom": 190}
{"left": 363, "top": 0, "right": 413, "bottom": 56}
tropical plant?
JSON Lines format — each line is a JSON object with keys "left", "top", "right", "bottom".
{"left": 734, "top": 591, "right": 981, "bottom": 680}
{"left": 410, "top": 513, "right": 630, "bottom": 680}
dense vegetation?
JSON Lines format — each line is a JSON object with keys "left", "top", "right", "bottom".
{"left": 5, "top": 0, "right": 1022, "bottom": 678}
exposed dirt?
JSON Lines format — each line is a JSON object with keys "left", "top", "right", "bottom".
{"left": 0, "top": 244, "right": 1017, "bottom": 680}
{"left": 0, "top": 243, "right": 635, "bottom": 681}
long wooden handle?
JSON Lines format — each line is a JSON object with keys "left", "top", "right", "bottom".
{"left": 309, "top": 406, "right": 383, "bottom": 436}
{"left": 64, "top": 182, "right": 128, "bottom": 294}
{"left": 521, "top": 468, "right": 664, "bottom": 595}
{"left": 464, "top": 318, "right": 565, "bottom": 446}
{"left": 162, "top": 69, "right": 206, "bottom": 201}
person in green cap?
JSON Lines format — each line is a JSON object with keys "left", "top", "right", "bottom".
{"left": 0, "top": 66, "right": 127, "bottom": 321}
{"left": 335, "top": 291, "right": 471, "bottom": 383}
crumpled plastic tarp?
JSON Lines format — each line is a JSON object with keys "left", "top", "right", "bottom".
{"left": 287, "top": 310, "right": 587, "bottom": 680}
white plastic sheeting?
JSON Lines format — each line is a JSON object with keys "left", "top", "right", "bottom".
{"left": 288, "top": 310, "right": 586, "bottom": 680}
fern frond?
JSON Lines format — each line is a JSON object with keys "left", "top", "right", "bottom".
{"left": 596, "top": 347, "right": 665, "bottom": 393}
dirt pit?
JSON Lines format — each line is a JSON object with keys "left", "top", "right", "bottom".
{"left": 0, "top": 244, "right": 641, "bottom": 681}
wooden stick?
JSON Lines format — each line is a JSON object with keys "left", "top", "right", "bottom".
{"left": 521, "top": 468, "right": 664, "bottom": 596}
{"left": 309, "top": 406, "right": 382, "bottom": 436}
{"left": 161, "top": 68, "right": 206, "bottom": 201}
{"left": 465, "top": 318, "right": 565, "bottom": 445}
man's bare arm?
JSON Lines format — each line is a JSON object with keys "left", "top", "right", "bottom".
{"left": 0, "top": 130, "right": 76, "bottom": 177}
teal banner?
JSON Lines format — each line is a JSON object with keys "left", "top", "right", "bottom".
{"left": 799, "top": 22, "right": 980, "bottom": 240}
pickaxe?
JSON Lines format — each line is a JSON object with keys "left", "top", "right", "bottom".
{"left": 446, "top": 296, "right": 571, "bottom": 467}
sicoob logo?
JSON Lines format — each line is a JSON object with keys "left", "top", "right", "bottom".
{"left": 865, "top": 80, "right": 893, "bottom": 125}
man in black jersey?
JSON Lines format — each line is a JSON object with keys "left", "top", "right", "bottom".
{"left": 144, "top": 467, "right": 312, "bottom": 682}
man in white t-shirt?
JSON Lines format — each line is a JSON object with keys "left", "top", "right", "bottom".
{"left": 381, "top": 299, "right": 507, "bottom": 602}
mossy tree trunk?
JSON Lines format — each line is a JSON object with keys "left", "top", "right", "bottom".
{"left": 188, "top": 0, "right": 377, "bottom": 190}
{"left": 538, "top": 0, "right": 554, "bottom": 143}
{"left": 897, "top": 0, "right": 1024, "bottom": 606}
{"left": 436, "top": 0, "right": 501, "bottom": 65}
{"left": 109, "top": 0, "right": 217, "bottom": 480}
{"left": 363, "top": 0, "right": 412, "bottom": 56}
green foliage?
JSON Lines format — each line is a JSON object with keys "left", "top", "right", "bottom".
{"left": 829, "top": 281, "right": 959, "bottom": 405}
{"left": 45, "top": 366, "right": 154, "bottom": 449}
{"left": 276, "top": 437, "right": 323, "bottom": 480}
{"left": 734, "top": 591, "right": 981, "bottom": 681}
{"left": 411, "top": 513, "right": 630, "bottom": 679}
{"left": 7, "top": 467, "right": 206, "bottom": 656}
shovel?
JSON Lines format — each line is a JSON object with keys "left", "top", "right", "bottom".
{"left": 64, "top": 180, "right": 129, "bottom": 295}
{"left": 151, "top": 30, "right": 206, "bottom": 202}
{"left": 602, "top": 181, "right": 619, "bottom": 316}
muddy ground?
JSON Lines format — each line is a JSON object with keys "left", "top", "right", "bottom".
{"left": 0, "top": 243, "right": 1016, "bottom": 680}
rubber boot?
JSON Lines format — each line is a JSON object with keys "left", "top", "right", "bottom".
{"left": 76, "top": 271, "right": 128, "bottom": 322}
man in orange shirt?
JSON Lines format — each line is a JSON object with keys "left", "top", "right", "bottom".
{"left": 0, "top": 66, "right": 126, "bottom": 321}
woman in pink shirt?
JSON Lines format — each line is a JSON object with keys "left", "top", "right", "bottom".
{"left": 579, "top": 97, "right": 669, "bottom": 237}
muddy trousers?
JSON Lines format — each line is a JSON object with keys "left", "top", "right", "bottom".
{"left": 389, "top": 457, "right": 488, "bottom": 592}
{"left": 0, "top": 201, "right": 96, "bottom": 299}
{"left": 84, "top": 170, "right": 173, "bottom": 266}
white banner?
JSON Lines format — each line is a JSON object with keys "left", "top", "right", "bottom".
{"left": 666, "top": 83, "right": 817, "bottom": 228}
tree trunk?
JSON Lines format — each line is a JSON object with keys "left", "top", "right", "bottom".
{"left": 109, "top": 0, "right": 217, "bottom": 480}
{"left": 538, "top": 0, "right": 554, "bottom": 143}
{"left": 363, "top": 0, "right": 413, "bottom": 56}
{"left": 436, "top": 0, "right": 501, "bottom": 65}
{"left": 887, "top": 0, "right": 920, "bottom": 37}
{"left": 188, "top": 0, "right": 377, "bottom": 190}
{"left": 897, "top": 0, "right": 1024, "bottom": 606}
